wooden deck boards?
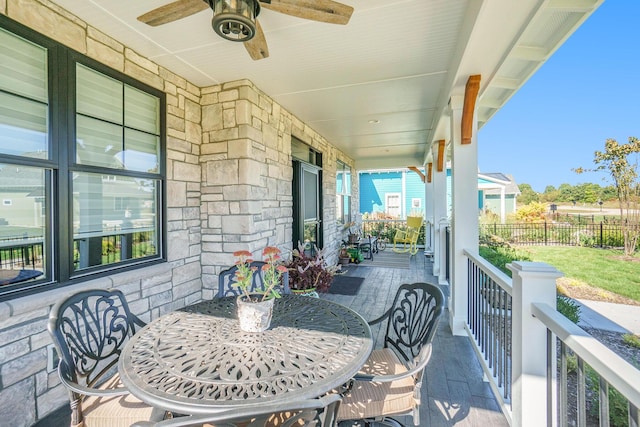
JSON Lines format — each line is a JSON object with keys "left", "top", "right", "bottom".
{"left": 324, "top": 252, "right": 509, "bottom": 427}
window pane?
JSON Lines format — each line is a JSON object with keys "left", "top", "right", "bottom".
{"left": 76, "top": 115, "right": 123, "bottom": 168}
{"left": 0, "top": 92, "right": 48, "bottom": 157}
{"left": 0, "top": 28, "right": 47, "bottom": 102}
{"left": 123, "top": 129, "right": 159, "bottom": 173}
{"left": 303, "top": 170, "right": 318, "bottom": 221}
{"left": 76, "top": 64, "right": 123, "bottom": 124}
{"left": 345, "top": 169, "right": 351, "bottom": 195}
{"left": 125, "top": 86, "right": 160, "bottom": 134}
{"left": 72, "top": 172, "right": 158, "bottom": 271}
{"left": 0, "top": 164, "right": 47, "bottom": 284}
{"left": 343, "top": 195, "right": 350, "bottom": 222}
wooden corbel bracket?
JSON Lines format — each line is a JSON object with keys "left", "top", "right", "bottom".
{"left": 407, "top": 166, "right": 425, "bottom": 183}
{"left": 462, "top": 74, "right": 481, "bottom": 144}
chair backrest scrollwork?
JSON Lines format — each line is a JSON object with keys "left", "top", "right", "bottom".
{"left": 217, "top": 260, "right": 291, "bottom": 298}
{"left": 48, "top": 288, "right": 145, "bottom": 389}
{"left": 382, "top": 282, "right": 444, "bottom": 365}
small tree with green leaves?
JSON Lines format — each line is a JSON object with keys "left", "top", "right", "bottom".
{"left": 576, "top": 137, "right": 640, "bottom": 256}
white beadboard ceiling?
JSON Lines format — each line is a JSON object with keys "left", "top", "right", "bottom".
{"left": 49, "top": 0, "right": 603, "bottom": 169}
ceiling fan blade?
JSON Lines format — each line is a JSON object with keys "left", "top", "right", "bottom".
{"left": 137, "top": 0, "right": 209, "bottom": 26}
{"left": 244, "top": 20, "right": 269, "bottom": 60}
{"left": 260, "top": 0, "right": 353, "bottom": 25}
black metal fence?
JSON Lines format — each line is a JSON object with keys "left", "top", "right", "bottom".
{"left": 0, "top": 238, "right": 44, "bottom": 270}
{"left": 480, "top": 222, "right": 639, "bottom": 249}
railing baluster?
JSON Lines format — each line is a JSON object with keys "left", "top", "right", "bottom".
{"left": 599, "top": 377, "right": 610, "bottom": 427}
{"left": 547, "top": 329, "right": 553, "bottom": 427}
{"left": 630, "top": 402, "right": 639, "bottom": 427}
{"left": 578, "top": 357, "right": 586, "bottom": 426}
{"left": 560, "top": 342, "right": 568, "bottom": 427}
{"left": 491, "top": 277, "right": 497, "bottom": 376}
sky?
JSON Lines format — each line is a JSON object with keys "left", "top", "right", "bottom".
{"left": 478, "top": 0, "right": 640, "bottom": 193}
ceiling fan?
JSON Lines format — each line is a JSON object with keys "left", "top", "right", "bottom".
{"left": 137, "top": 0, "right": 354, "bottom": 60}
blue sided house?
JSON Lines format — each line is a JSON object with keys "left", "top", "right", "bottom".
{"left": 360, "top": 169, "right": 519, "bottom": 223}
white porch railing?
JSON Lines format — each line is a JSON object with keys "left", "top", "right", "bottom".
{"left": 465, "top": 250, "right": 513, "bottom": 420}
{"left": 463, "top": 250, "right": 640, "bottom": 427}
{"left": 532, "top": 303, "right": 640, "bottom": 427}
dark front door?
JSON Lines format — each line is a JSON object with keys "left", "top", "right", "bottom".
{"left": 293, "top": 160, "right": 322, "bottom": 253}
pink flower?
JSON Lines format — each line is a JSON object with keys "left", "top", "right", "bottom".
{"left": 233, "top": 246, "right": 285, "bottom": 301}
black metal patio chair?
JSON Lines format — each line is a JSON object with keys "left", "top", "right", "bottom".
{"left": 337, "top": 282, "right": 445, "bottom": 427}
{"left": 47, "top": 288, "right": 165, "bottom": 427}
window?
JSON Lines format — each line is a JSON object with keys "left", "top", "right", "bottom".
{"left": 336, "top": 160, "right": 351, "bottom": 224}
{"left": 0, "top": 19, "right": 165, "bottom": 301}
{"left": 385, "top": 193, "right": 401, "bottom": 218}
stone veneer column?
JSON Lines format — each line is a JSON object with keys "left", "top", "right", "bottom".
{"left": 199, "top": 81, "right": 294, "bottom": 299}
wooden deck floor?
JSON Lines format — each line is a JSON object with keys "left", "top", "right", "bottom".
{"left": 324, "top": 252, "right": 509, "bottom": 427}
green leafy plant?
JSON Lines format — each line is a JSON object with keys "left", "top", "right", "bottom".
{"left": 285, "top": 243, "right": 338, "bottom": 292}
{"left": 622, "top": 333, "right": 640, "bottom": 349}
{"left": 556, "top": 295, "right": 581, "bottom": 324}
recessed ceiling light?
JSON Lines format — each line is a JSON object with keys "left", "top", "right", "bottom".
{"left": 368, "top": 119, "right": 380, "bottom": 124}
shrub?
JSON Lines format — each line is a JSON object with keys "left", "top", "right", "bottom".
{"left": 587, "top": 366, "right": 631, "bottom": 427}
{"left": 622, "top": 333, "right": 640, "bottom": 349}
{"left": 556, "top": 295, "right": 581, "bottom": 324}
{"left": 515, "top": 201, "right": 547, "bottom": 222}
{"left": 285, "top": 243, "right": 338, "bottom": 293}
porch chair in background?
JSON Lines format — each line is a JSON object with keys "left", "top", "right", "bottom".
{"left": 392, "top": 216, "right": 423, "bottom": 255}
{"left": 47, "top": 288, "right": 165, "bottom": 427}
{"left": 131, "top": 394, "right": 342, "bottom": 427}
{"left": 337, "top": 282, "right": 445, "bottom": 427}
{"left": 217, "top": 260, "right": 291, "bottom": 298}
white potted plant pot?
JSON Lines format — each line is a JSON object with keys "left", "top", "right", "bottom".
{"left": 236, "top": 293, "right": 275, "bottom": 332}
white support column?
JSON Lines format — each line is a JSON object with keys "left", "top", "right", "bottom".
{"left": 449, "top": 94, "right": 478, "bottom": 335}
{"left": 432, "top": 146, "right": 447, "bottom": 280}
{"left": 425, "top": 164, "right": 434, "bottom": 254}
{"left": 437, "top": 218, "right": 449, "bottom": 285}
{"left": 401, "top": 170, "right": 407, "bottom": 219}
{"left": 500, "top": 185, "right": 506, "bottom": 224}
{"left": 508, "top": 261, "right": 563, "bottom": 427}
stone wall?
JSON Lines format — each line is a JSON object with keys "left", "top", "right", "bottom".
{"left": 199, "top": 81, "right": 356, "bottom": 298}
{"left": 0, "top": 1, "right": 355, "bottom": 425}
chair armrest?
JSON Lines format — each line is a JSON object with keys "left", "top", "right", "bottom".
{"left": 393, "top": 230, "right": 408, "bottom": 240}
{"left": 58, "top": 364, "right": 129, "bottom": 397}
{"left": 367, "top": 308, "right": 390, "bottom": 326}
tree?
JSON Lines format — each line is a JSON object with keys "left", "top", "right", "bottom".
{"left": 558, "top": 183, "right": 576, "bottom": 203}
{"left": 517, "top": 183, "right": 539, "bottom": 205}
{"left": 541, "top": 185, "right": 560, "bottom": 203}
{"left": 576, "top": 137, "right": 640, "bottom": 256}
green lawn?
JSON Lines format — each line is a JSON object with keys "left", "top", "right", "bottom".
{"left": 522, "top": 246, "right": 640, "bottom": 303}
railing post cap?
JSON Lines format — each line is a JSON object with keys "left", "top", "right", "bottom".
{"left": 507, "top": 261, "right": 563, "bottom": 277}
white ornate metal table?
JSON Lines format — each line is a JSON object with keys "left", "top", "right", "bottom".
{"left": 118, "top": 295, "right": 372, "bottom": 415}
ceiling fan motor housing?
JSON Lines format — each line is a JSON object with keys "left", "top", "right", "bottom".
{"left": 209, "top": 0, "right": 260, "bottom": 42}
